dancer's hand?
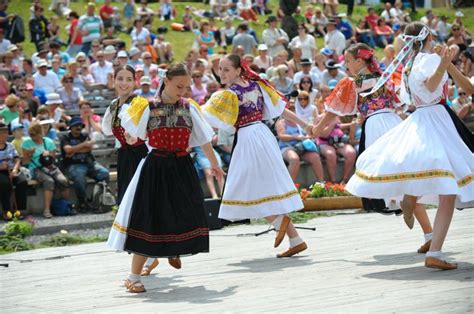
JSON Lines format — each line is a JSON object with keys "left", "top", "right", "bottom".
{"left": 210, "top": 163, "right": 225, "bottom": 182}
{"left": 439, "top": 46, "right": 457, "bottom": 67}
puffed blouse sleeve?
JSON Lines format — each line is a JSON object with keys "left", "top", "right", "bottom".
{"left": 257, "top": 81, "right": 287, "bottom": 120}
{"left": 188, "top": 99, "right": 215, "bottom": 148}
{"left": 118, "top": 96, "right": 150, "bottom": 140}
{"left": 101, "top": 106, "right": 114, "bottom": 136}
{"left": 202, "top": 90, "right": 239, "bottom": 132}
{"left": 324, "top": 77, "right": 358, "bottom": 116}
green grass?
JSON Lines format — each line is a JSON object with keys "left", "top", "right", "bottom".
{"left": 14, "top": 1, "right": 474, "bottom": 61}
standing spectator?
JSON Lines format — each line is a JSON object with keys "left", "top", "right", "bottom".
{"left": 72, "top": 3, "right": 104, "bottom": 55}
{"left": 29, "top": 5, "right": 49, "bottom": 52}
{"left": 320, "top": 61, "right": 345, "bottom": 87}
{"left": 22, "top": 123, "right": 70, "bottom": 218}
{"left": 33, "top": 59, "right": 61, "bottom": 95}
{"left": 254, "top": 44, "right": 272, "bottom": 72}
{"left": 324, "top": 0, "right": 338, "bottom": 17}
{"left": 79, "top": 101, "right": 104, "bottom": 141}
{"left": 262, "top": 16, "right": 289, "bottom": 58}
{"left": 436, "top": 15, "right": 449, "bottom": 43}
{"left": 335, "top": 14, "right": 353, "bottom": 41}
{"left": 356, "top": 19, "right": 376, "bottom": 48}
{"left": 124, "top": 0, "right": 136, "bottom": 31}
{"left": 67, "top": 11, "right": 82, "bottom": 57}
{"left": 89, "top": 50, "right": 113, "bottom": 86}
{"left": 0, "top": 94, "right": 20, "bottom": 125}
{"left": 131, "top": 18, "right": 151, "bottom": 47}
{"left": 100, "top": 0, "right": 114, "bottom": 29}
{"left": 324, "top": 19, "right": 346, "bottom": 57}
{"left": 220, "top": 17, "right": 236, "bottom": 47}
{"left": 194, "top": 21, "right": 215, "bottom": 55}
{"left": 57, "top": 74, "right": 83, "bottom": 111}
{"left": 232, "top": 23, "right": 257, "bottom": 56}
{"left": 381, "top": 2, "right": 398, "bottom": 25}
{"left": 159, "top": 0, "right": 175, "bottom": 21}
{"left": 60, "top": 116, "right": 109, "bottom": 211}
{"left": 133, "top": 76, "right": 156, "bottom": 100}
{"left": 293, "top": 59, "right": 320, "bottom": 89}
{"left": 311, "top": 7, "right": 328, "bottom": 37}
{"left": 375, "top": 18, "right": 394, "bottom": 48}
{"left": 290, "top": 24, "right": 317, "bottom": 60}
{"left": 0, "top": 123, "right": 27, "bottom": 221}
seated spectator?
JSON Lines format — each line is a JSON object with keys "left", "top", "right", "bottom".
{"left": 11, "top": 101, "right": 33, "bottom": 135}
{"left": 154, "top": 35, "right": 173, "bottom": 64}
{"left": 182, "top": 6, "right": 198, "bottom": 31}
{"left": 191, "top": 71, "right": 207, "bottom": 104}
{"left": 375, "top": 18, "right": 394, "bottom": 48}
{"left": 142, "top": 52, "right": 158, "bottom": 77}
{"left": 381, "top": 44, "right": 395, "bottom": 70}
{"left": 11, "top": 123, "right": 25, "bottom": 156}
{"left": 33, "top": 59, "right": 62, "bottom": 95}
{"left": 295, "top": 90, "right": 318, "bottom": 124}
{"left": 254, "top": 44, "right": 272, "bottom": 72}
{"left": 238, "top": 0, "right": 257, "bottom": 22}
{"left": 0, "top": 122, "right": 27, "bottom": 221}
{"left": 22, "top": 123, "right": 70, "bottom": 218}
{"left": 39, "top": 117, "right": 58, "bottom": 141}
{"left": 57, "top": 74, "right": 84, "bottom": 111}
{"left": 45, "top": 93, "right": 71, "bottom": 130}
{"left": 202, "top": 80, "right": 220, "bottom": 104}
{"left": 262, "top": 16, "right": 289, "bottom": 58}
{"left": 287, "top": 46, "right": 303, "bottom": 74}
{"left": 295, "top": 77, "right": 319, "bottom": 109}
{"left": 321, "top": 61, "right": 345, "bottom": 87}
{"left": 276, "top": 102, "right": 324, "bottom": 183}
{"left": 49, "top": 0, "right": 71, "bottom": 18}
{"left": 0, "top": 94, "right": 20, "bottom": 125}
{"left": 324, "top": 19, "right": 346, "bottom": 57}
{"left": 194, "top": 21, "right": 216, "bottom": 55}
{"left": 100, "top": 0, "right": 114, "bottom": 29}
{"left": 451, "top": 88, "right": 473, "bottom": 120}
{"left": 380, "top": 2, "right": 398, "bottom": 26}
{"left": 436, "top": 15, "right": 449, "bottom": 43}
{"left": 103, "top": 45, "right": 117, "bottom": 62}
{"left": 19, "top": 84, "right": 40, "bottom": 117}
{"left": 79, "top": 64, "right": 95, "bottom": 88}
{"left": 315, "top": 115, "right": 356, "bottom": 184}
{"left": 51, "top": 57, "right": 66, "bottom": 80}
{"left": 290, "top": 24, "right": 317, "bottom": 61}
{"left": 356, "top": 20, "right": 376, "bottom": 48}
{"left": 60, "top": 117, "right": 109, "bottom": 211}
{"left": 335, "top": 13, "right": 353, "bottom": 41}
{"left": 459, "top": 51, "right": 473, "bottom": 77}
{"left": 159, "top": 0, "right": 175, "bottom": 21}
{"left": 270, "top": 64, "right": 293, "bottom": 95}
{"left": 123, "top": 0, "right": 136, "bottom": 30}
{"left": 311, "top": 53, "right": 328, "bottom": 81}
{"left": 131, "top": 18, "right": 151, "bottom": 47}
{"left": 127, "top": 47, "right": 143, "bottom": 68}
{"left": 293, "top": 58, "right": 320, "bottom": 90}
{"left": 89, "top": 50, "right": 113, "bottom": 86}
{"left": 0, "top": 51, "right": 19, "bottom": 74}
{"left": 208, "top": 54, "right": 222, "bottom": 84}
{"left": 220, "top": 17, "right": 236, "bottom": 47}
{"left": 137, "top": 0, "right": 154, "bottom": 28}
{"left": 79, "top": 101, "right": 104, "bottom": 141}
{"left": 292, "top": 6, "right": 306, "bottom": 25}
{"left": 311, "top": 7, "right": 328, "bottom": 37}
{"left": 47, "top": 42, "right": 69, "bottom": 66}
{"left": 134, "top": 76, "right": 156, "bottom": 100}
{"left": 116, "top": 50, "right": 129, "bottom": 66}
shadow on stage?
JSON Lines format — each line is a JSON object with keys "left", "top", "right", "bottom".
{"left": 356, "top": 251, "right": 461, "bottom": 267}
{"left": 114, "top": 275, "right": 237, "bottom": 304}
{"left": 224, "top": 255, "right": 316, "bottom": 273}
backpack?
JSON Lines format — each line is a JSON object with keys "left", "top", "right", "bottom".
{"left": 7, "top": 16, "right": 25, "bottom": 44}
{"left": 91, "top": 181, "right": 116, "bottom": 213}
{"left": 51, "top": 198, "right": 76, "bottom": 216}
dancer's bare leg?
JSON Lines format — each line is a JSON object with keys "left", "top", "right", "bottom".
{"left": 414, "top": 204, "right": 433, "bottom": 234}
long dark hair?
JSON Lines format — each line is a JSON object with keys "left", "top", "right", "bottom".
{"left": 114, "top": 64, "right": 135, "bottom": 79}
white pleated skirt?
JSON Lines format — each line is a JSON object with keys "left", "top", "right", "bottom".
{"left": 347, "top": 105, "right": 474, "bottom": 208}
{"left": 219, "top": 122, "right": 303, "bottom": 221}
{"left": 363, "top": 111, "right": 403, "bottom": 148}
{"left": 107, "top": 159, "right": 146, "bottom": 251}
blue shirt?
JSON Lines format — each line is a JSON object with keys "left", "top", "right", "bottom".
{"left": 337, "top": 20, "right": 353, "bottom": 40}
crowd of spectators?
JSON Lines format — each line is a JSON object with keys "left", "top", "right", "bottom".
{"left": 0, "top": 0, "right": 472, "bottom": 220}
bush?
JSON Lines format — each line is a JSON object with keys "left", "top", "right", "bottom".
{"left": 0, "top": 235, "right": 32, "bottom": 253}
{"left": 3, "top": 220, "right": 34, "bottom": 238}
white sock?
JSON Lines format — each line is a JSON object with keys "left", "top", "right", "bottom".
{"left": 424, "top": 232, "right": 433, "bottom": 242}
{"left": 127, "top": 273, "right": 141, "bottom": 282}
{"left": 289, "top": 236, "right": 304, "bottom": 248}
{"left": 271, "top": 216, "right": 283, "bottom": 230}
{"left": 426, "top": 251, "right": 443, "bottom": 259}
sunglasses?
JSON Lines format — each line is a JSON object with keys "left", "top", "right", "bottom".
{"left": 18, "top": 89, "right": 25, "bottom": 92}
{"left": 301, "top": 81, "right": 311, "bottom": 84}
{"left": 92, "top": 45, "right": 100, "bottom": 48}
{"left": 144, "top": 56, "right": 152, "bottom": 59}
{"left": 459, "top": 92, "right": 467, "bottom": 96}
{"left": 77, "top": 59, "right": 85, "bottom": 62}
{"left": 453, "top": 28, "right": 460, "bottom": 31}
{"left": 64, "top": 79, "right": 73, "bottom": 83}
{"left": 298, "top": 97, "right": 309, "bottom": 100}
{"left": 194, "top": 75, "right": 203, "bottom": 78}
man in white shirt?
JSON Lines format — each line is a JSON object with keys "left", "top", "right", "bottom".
{"left": 89, "top": 50, "right": 113, "bottom": 85}
{"left": 324, "top": 19, "right": 346, "bottom": 57}
{"left": 381, "top": 2, "right": 399, "bottom": 25}
{"left": 33, "top": 59, "right": 61, "bottom": 94}
{"left": 262, "top": 16, "right": 289, "bottom": 58}
{"left": 293, "top": 58, "right": 320, "bottom": 89}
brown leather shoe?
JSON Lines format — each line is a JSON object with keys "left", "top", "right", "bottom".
{"left": 401, "top": 197, "right": 415, "bottom": 230}
{"left": 168, "top": 257, "right": 182, "bottom": 269}
{"left": 140, "top": 258, "right": 159, "bottom": 276}
{"left": 274, "top": 216, "right": 290, "bottom": 248}
{"left": 417, "top": 240, "right": 431, "bottom": 254}
{"left": 425, "top": 256, "right": 458, "bottom": 270}
{"left": 276, "top": 242, "right": 308, "bottom": 258}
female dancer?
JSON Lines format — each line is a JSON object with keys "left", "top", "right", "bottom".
{"left": 346, "top": 22, "right": 474, "bottom": 270}
{"left": 312, "top": 43, "right": 434, "bottom": 251}
{"left": 202, "top": 54, "right": 312, "bottom": 258}
{"left": 108, "top": 63, "right": 225, "bottom": 292}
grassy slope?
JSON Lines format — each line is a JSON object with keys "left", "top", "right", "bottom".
{"left": 13, "top": 1, "right": 474, "bottom": 62}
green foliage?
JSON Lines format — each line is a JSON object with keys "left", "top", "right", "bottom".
{"left": 0, "top": 235, "right": 32, "bottom": 253}
{"left": 38, "top": 235, "right": 107, "bottom": 248}
{"left": 3, "top": 220, "right": 34, "bottom": 238}
{"left": 309, "top": 182, "right": 351, "bottom": 198}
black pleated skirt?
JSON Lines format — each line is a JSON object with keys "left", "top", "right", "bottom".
{"left": 116, "top": 143, "right": 148, "bottom": 204}
{"left": 124, "top": 152, "right": 209, "bottom": 258}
